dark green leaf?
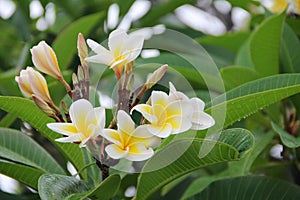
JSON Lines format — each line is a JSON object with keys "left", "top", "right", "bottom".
{"left": 0, "top": 127, "right": 65, "bottom": 174}
{"left": 194, "top": 176, "right": 300, "bottom": 200}
{"left": 272, "top": 122, "right": 300, "bottom": 148}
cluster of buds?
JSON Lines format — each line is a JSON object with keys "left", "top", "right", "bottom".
{"left": 16, "top": 29, "right": 215, "bottom": 166}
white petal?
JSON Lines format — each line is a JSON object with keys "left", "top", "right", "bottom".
{"left": 168, "top": 82, "right": 189, "bottom": 101}
{"left": 126, "top": 143, "right": 154, "bottom": 161}
{"left": 94, "top": 107, "right": 106, "bottom": 129}
{"left": 117, "top": 110, "right": 135, "bottom": 135}
{"left": 147, "top": 124, "right": 172, "bottom": 138}
{"left": 169, "top": 82, "right": 177, "bottom": 94}
{"left": 191, "top": 111, "right": 215, "bottom": 130}
{"left": 101, "top": 129, "right": 123, "bottom": 146}
{"left": 69, "top": 99, "right": 93, "bottom": 131}
{"left": 165, "top": 100, "right": 192, "bottom": 118}
{"left": 85, "top": 54, "right": 114, "bottom": 66}
{"left": 47, "top": 123, "right": 77, "bottom": 136}
{"left": 121, "top": 34, "right": 144, "bottom": 62}
{"left": 86, "top": 39, "right": 110, "bottom": 55}
{"left": 110, "top": 58, "right": 127, "bottom": 69}
{"left": 151, "top": 91, "right": 169, "bottom": 107}
{"left": 105, "top": 144, "right": 128, "bottom": 159}
{"left": 108, "top": 29, "right": 127, "bottom": 53}
{"left": 131, "top": 104, "right": 157, "bottom": 123}
{"left": 190, "top": 98, "right": 205, "bottom": 111}
{"left": 167, "top": 116, "right": 192, "bottom": 134}
{"left": 55, "top": 133, "right": 84, "bottom": 143}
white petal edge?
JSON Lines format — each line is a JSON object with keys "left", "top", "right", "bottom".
{"left": 101, "top": 129, "right": 123, "bottom": 146}
{"left": 105, "top": 144, "right": 128, "bottom": 159}
{"left": 117, "top": 110, "right": 135, "bottom": 135}
{"left": 55, "top": 133, "right": 84, "bottom": 144}
{"left": 147, "top": 123, "right": 172, "bottom": 138}
{"left": 126, "top": 143, "right": 154, "bottom": 161}
{"left": 86, "top": 39, "right": 111, "bottom": 55}
{"left": 47, "top": 123, "right": 77, "bottom": 136}
{"left": 131, "top": 104, "right": 157, "bottom": 123}
{"left": 191, "top": 111, "right": 215, "bottom": 130}
{"left": 69, "top": 99, "right": 93, "bottom": 131}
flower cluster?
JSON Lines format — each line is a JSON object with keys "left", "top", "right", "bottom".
{"left": 16, "top": 29, "right": 215, "bottom": 163}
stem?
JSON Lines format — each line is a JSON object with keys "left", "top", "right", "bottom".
{"left": 83, "top": 65, "right": 90, "bottom": 100}
{"left": 59, "top": 77, "right": 72, "bottom": 98}
{"left": 130, "top": 85, "right": 147, "bottom": 110}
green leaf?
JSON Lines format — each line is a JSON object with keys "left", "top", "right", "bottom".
{"left": 220, "top": 66, "right": 260, "bottom": 90}
{"left": 0, "top": 127, "right": 65, "bottom": 174}
{"left": 272, "top": 122, "right": 300, "bottom": 148}
{"left": 0, "top": 96, "right": 86, "bottom": 179}
{"left": 181, "top": 131, "right": 275, "bottom": 199}
{"left": 38, "top": 174, "right": 88, "bottom": 200}
{"left": 249, "top": 12, "right": 285, "bottom": 76}
{"left": 207, "top": 74, "right": 300, "bottom": 133}
{"left": 0, "top": 160, "right": 44, "bottom": 190}
{"left": 66, "top": 174, "right": 121, "bottom": 200}
{"left": 280, "top": 24, "right": 300, "bottom": 73}
{"left": 136, "top": 128, "right": 253, "bottom": 200}
{"left": 53, "top": 12, "right": 104, "bottom": 70}
{"left": 0, "top": 190, "right": 39, "bottom": 200}
{"left": 197, "top": 31, "right": 250, "bottom": 53}
{"left": 195, "top": 176, "right": 300, "bottom": 199}
{"left": 0, "top": 112, "right": 16, "bottom": 127}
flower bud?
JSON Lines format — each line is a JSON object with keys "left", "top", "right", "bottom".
{"left": 15, "top": 67, "right": 52, "bottom": 104}
{"left": 145, "top": 64, "right": 168, "bottom": 89}
{"left": 32, "top": 94, "right": 56, "bottom": 117}
{"left": 77, "top": 65, "right": 85, "bottom": 83}
{"left": 30, "top": 41, "right": 62, "bottom": 80}
{"left": 77, "top": 33, "right": 89, "bottom": 68}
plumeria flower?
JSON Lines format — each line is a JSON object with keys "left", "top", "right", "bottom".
{"left": 47, "top": 99, "right": 105, "bottom": 147}
{"left": 85, "top": 29, "right": 144, "bottom": 79}
{"left": 131, "top": 91, "right": 193, "bottom": 138}
{"left": 31, "top": 41, "right": 63, "bottom": 80}
{"left": 168, "top": 82, "right": 215, "bottom": 130}
{"left": 101, "top": 110, "right": 160, "bottom": 161}
{"left": 15, "top": 67, "right": 52, "bottom": 104}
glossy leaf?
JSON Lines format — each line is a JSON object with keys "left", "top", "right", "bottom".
{"left": 136, "top": 128, "right": 253, "bottom": 200}
{"left": 53, "top": 12, "right": 104, "bottom": 70}
{"left": 207, "top": 74, "right": 300, "bottom": 133}
{"left": 182, "top": 131, "right": 275, "bottom": 199}
{"left": 272, "top": 122, "right": 300, "bottom": 148}
{"left": 220, "top": 66, "right": 260, "bottom": 90}
{"left": 0, "top": 127, "right": 65, "bottom": 174}
{"left": 38, "top": 174, "right": 88, "bottom": 200}
{"left": 249, "top": 12, "right": 285, "bottom": 76}
{"left": 0, "top": 160, "right": 44, "bottom": 190}
{"left": 195, "top": 176, "right": 300, "bottom": 199}
{"left": 66, "top": 174, "right": 121, "bottom": 200}
{"left": 0, "top": 96, "right": 87, "bottom": 179}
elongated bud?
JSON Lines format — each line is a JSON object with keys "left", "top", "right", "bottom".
{"left": 30, "top": 41, "right": 62, "bottom": 80}
{"left": 127, "top": 74, "right": 135, "bottom": 91}
{"left": 145, "top": 64, "right": 168, "bottom": 89}
{"left": 77, "top": 33, "right": 89, "bottom": 68}
{"left": 72, "top": 73, "right": 79, "bottom": 86}
{"left": 125, "top": 61, "right": 134, "bottom": 74}
{"left": 32, "top": 94, "right": 56, "bottom": 116}
{"left": 16, "top": 67, "right": 53, "bottom": 104}
{"left": 77, "top": 65, "right": 85, "bottom": 82}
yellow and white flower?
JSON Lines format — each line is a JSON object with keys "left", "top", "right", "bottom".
{"left": 15, "top": 67, "right": 52, "bottom": 104}
{"left": 168, "top": 82, "right": 215, "bottom": 130}
{"left": 131, "top": 91, "right": 193, "bottom": 138}
{"left": 47, "top": 99, "right": 105, "bottom": 147}
{"left": 101, "top": 110, "right": 160, "bottom": 161}
{"left": 30, "top": 41, "right": 62, "bottom": 80}
{"left": 86, "top": 29, "right": 144, "bottom": 78}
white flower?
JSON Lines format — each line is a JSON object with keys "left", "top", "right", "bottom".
{"left": 168, "top": 82, "right": 215, "bottom": 130}
{"left": 101, "top": 110, "right": 160, "bottom": 161}
{"left": 85, "top": 29, "right": 144, "bottom": 77}
{"left": 131, "top": 91, "right": 193, "bottom": 138}
{"left": 47, "top": 99, "right": 105, "bottom": 147}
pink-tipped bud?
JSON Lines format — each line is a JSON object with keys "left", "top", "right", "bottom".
{"left": 145, "top": 64, "right": 168, "bottom": 89}
{"left": 30, "top": 41, "right": 62, "bottom": 80}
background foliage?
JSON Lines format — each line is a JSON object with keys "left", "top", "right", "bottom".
{"left": 1, "top": 0, "right": 300, "bottom": 199}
